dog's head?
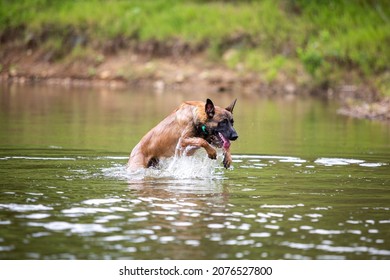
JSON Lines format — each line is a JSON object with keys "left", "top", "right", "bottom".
{"left": 198, "top": 98, "right": 238, "bottom": 149}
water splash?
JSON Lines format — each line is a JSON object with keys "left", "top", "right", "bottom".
{"left": 102, "top": 149, "right": 226, "bottom": 181}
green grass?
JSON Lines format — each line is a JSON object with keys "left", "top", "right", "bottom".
{"left": 1, "top": 0, "right": 389, "bottom": 94}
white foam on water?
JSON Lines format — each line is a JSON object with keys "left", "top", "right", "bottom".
{"left": 102, "top": 149, "right": 225, "bottom": 181}
{"left": 0, "top": 156, "right": 76, "bottom": 161}
{"left": 359, "top": 162, "right": 387, "bottom": 167}
{"left": 0, "top": 204, "right": 53, "bottom": 212}
{"left": 315, "top": 158, "right": 364, "bottom": 166}
{"left": 315, "top": 157, "right": 386, "bottom": 168}
{"left": 82, "top": 198, "right": 123, "bottom": 205}
{"left": 28, "top": 221, "right": 120, "bottom": 234}
{"left": 101, "top": 154, "right": 387, "bottom": 185}
{"left": 233, "top": 154, "right": 306, "bottom": 163}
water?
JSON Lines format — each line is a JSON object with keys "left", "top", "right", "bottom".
{"left": 0, "top": 84, "right": 389, "bottom": 260}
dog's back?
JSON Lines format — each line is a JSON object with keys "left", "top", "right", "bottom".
{"left": 128, "top": 102, "right": 198, "bottom": 170}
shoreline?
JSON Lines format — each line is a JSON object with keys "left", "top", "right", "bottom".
{"left": 1, "top": 49, "right": 389, "bottom": 121}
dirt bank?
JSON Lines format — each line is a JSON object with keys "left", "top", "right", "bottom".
{"left": 1, "top": 40, "right": 389, "bottom": 121}
{"left": 0, "top": 38, "right": 306, "bottom": 96}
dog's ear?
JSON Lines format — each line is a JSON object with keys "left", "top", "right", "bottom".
{"left": 205, "top": 99, "right": 215, "bottom": 118}
{"left": 226, "top": 99, "right": 237, "bottom": 113}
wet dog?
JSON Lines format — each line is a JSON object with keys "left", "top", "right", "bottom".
{"left": 127, "top": 98, "right": 238, "bottom": 171}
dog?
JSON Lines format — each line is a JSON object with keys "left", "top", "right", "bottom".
{"left": 127, "top": 98, "right": 238, "bottom": 171}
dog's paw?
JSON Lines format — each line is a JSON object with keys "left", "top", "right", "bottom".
{"left": 207, "top": 149, "right": 217, "bottom": 160}
{"left": 223, "top": 153, "right": 232, "bottom": 169}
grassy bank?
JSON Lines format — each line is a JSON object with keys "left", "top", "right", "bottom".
{"left": 1, "top": 0, "right": 389, "bottom": 97}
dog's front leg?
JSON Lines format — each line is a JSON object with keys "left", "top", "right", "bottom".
{"left": 223, "top": 148, "right": 233, "bottom": 169}
{"left": 179, "top": 137, "right": 217, "bottom": 159}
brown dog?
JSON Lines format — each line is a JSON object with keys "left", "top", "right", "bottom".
{"left": 127, "top": 98, "right": 238, "bottom": 171}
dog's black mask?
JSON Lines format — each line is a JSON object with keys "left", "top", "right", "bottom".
{"left": 214, "top": 118, "right": 238, "bottom": 141}
{"left": 200, "top": 99, "right": 238, "bottom": 149}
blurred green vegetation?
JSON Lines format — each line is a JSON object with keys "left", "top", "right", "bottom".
{"left": 1, "top": 0, "right": 389, "bottom": 94}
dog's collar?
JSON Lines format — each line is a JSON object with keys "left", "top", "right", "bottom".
{"left": 196, "top": 123, "right": 209, "bottom": 137}
{"left": 201, "top": 124, "right": 208, "bottom": 136}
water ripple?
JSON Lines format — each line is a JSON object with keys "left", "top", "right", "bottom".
{"left": 314, "top": 157, "right": 386, "bottom": 167}
{"left": 28, "top": 221, "right": 120, "bottom": 234}
{"left": 83, "top": 198, "right": 123, "bottom": 205}
{"left": 0, "top": 204, "right": 53, "bottom": 212}
{"left": 0, "top": 156, "right": 75, "bottom": 161}
{"left": 232, "top": 155, "right": 386, "bottom": 170}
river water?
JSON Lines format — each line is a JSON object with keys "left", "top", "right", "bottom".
{"left": 0, "top": 84, "right": 389, "bottom": 260}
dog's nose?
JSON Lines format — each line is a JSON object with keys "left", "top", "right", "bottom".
{"left": 230, "top": 134, "right": 238, "bottom": 141}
